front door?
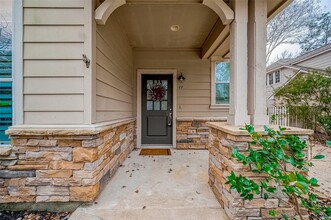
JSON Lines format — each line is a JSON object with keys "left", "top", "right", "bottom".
{"left": 141, "top": 74, "right": 173, "bottom": 145}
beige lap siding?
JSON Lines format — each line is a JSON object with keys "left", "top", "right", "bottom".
{"left": 22, "top": 0, "right": 86, "bottom": 124}
{"left": 133, "top": 50, "right": 229, "bottom": 118}
{"left": 95, "top": 13, "right": 134, "bottom": 123}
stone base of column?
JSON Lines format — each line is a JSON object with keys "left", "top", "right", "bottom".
{"left": 207, "top": 122, "right": 313, "bottom": 219}
{"left": 1, "top": 118, "right": 136, "bottom": 203}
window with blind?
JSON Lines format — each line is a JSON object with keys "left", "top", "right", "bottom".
{"left": 0, "top": 50, "right": 12, "bottom": 145}
{"left": 214, "top": 61, "right": 230, "bottom": 105}
{"left": 275, "top": 70, "right": 280, "bottom": 83}
{"left": 268, "top": 73, "right": 274, "bottom": 85}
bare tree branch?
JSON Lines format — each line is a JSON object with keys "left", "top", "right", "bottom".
{"left": 267, "top": 0, "right": 321, "bottom": 64}
{"left": 0, "top": 14, "right": 12, "bottom": 51}
{"left": 299, "top": 12, "right": 331, "bottom": 53}
{"left": 270, "top": 50, "right": 295, "bottom": 64}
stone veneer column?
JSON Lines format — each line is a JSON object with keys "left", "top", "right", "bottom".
{"left": 207, "top": 122, "right": 313, "bottom": 219}
{"left": 0, "top": 119, "right": 136, "bottom": 203}
{"left": 247, "top": 0, "right": 269, "bottom": 125}
{"left": 228, "top": 0, "right": 251, "bottom": 126}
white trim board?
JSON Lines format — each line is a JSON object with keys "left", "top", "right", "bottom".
{"left": 12, "top": 0, "right": 24, "bottom": 125}
{"left": 8, "top": 117, "right": 136, "bottom": 130}
{"left": 136, "top": 69, "right": 177, "bottom": 149}
{"left": 84, "top": 0, "right": 97, "bottom": 124}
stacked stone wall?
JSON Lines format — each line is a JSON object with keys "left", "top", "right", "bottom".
{"left": 0, "top": 119, "right": 136, "bottom": 203}
{"left": 176, "top": 119, "right": 225, "bottom": 149}
{"left": 208, "top": 124, "right": 311, "bottom": 219}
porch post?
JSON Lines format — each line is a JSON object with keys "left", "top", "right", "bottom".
{"left": 227, "top": 0, "right": 250, "bottom": 125}
{"left": 247, "top": 0, "right": 269, "bottom": 125}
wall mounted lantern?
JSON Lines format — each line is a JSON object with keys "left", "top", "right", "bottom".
{"left": 82, "top": 54, "right": 90, "bottom": 68}
{"left": 177, "top": 73, "right": 186, "bottom": 82}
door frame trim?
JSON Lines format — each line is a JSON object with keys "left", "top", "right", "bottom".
{"left": 137, "top": 69, "right": 177, "bottom": 148}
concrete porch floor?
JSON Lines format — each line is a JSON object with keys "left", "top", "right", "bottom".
{"left": 70, "top": 149, "right": 228, "bottom": 220}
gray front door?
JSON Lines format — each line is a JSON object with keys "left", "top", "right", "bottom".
{"left": 142, "top": 74, "right": 173, "bottom": 145}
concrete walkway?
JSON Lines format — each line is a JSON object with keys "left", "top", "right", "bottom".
{"left": 70, "top": 149, "right": 228, "bottom": 220}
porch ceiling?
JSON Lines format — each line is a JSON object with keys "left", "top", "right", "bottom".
{"left": 112, "top": 3, "right": 219, "bottom": 49}
{"left": 106, "top": 0, "right": 292, "bottom": 57}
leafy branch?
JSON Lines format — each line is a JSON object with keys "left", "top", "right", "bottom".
{"left": 225, "top": 125, "right": 331, "bottom": 219}
{"left": 276, "top": 70, "right": 331, "bottom": 135}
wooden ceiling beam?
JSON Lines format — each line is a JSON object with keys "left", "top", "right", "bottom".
{"left": 201, "top": 20, "right": 229, "bottom": 59}
{"left": 200, "top": 0, "right": 233, "bottom": 59}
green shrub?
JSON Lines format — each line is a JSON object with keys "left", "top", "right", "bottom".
{"left": 226, "top": 125, "right": 331, "bottom": 219}
{"left": 276, "top": 69, "right": 331, "bottom": 135}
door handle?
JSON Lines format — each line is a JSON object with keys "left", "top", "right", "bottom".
{"left": 168, "top": 112, "right": 172, "bottom": 127}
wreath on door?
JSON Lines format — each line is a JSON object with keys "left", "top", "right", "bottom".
{"left": 148, "top": 82, "right": 166, "bottom": 101}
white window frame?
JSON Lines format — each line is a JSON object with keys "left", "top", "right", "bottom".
{"left": 268, "top": 73, "right": 274, "bottom": 85}
{"left": 0, "top": 1, "right": 22, "bottom": 146}
{"left": 12, "top": 0, "right": 23, "bottom": 125}
{"left": 274, "top": 70, "right": 281, "bottom": 84}
{"left": 210, "top": 60, "right": 230, "bottom": 110}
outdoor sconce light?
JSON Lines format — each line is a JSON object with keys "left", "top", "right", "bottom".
{"left": 177, "top": 73, "right": 186, "bottom": 82}
{"left": 82, "top": 54, "right": 91, "bottom": 68}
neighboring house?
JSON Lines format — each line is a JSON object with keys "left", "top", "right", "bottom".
{"left": 0, "top": 1, "right": 313, "bottom": 220}
{"left": 266, "top": 43, "right": 331, "bottom": 107}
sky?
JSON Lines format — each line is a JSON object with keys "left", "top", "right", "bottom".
{"left": 269, "top": 0, "right": 331, "bottom": 63}
{"left": 0, "top": 0, "right": 11, "bottom": 32}
{"left": 0, "top": 0, "right": 11, "bottom": 20}
{"left": 0, "top": 0, "right": 12, "bottom": 39}
{"left": 321, "top": 0, "right": 331, "bottom": 11}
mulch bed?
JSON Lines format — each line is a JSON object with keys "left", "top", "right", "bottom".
{"left": 0, "top": 211, "right": 70, "bottom": 220}
{"left": 313, "top": 133, "right": 330, "bottom": 144}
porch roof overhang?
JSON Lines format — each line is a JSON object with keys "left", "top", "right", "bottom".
{"left": 94, "top": 0, "right": 293, "bottom": 59}
{"left": 95, "top": 0, "right": 234, "bottom": 25}
{"left": 205, "top": 0, "right": 293, "bottom": 59}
